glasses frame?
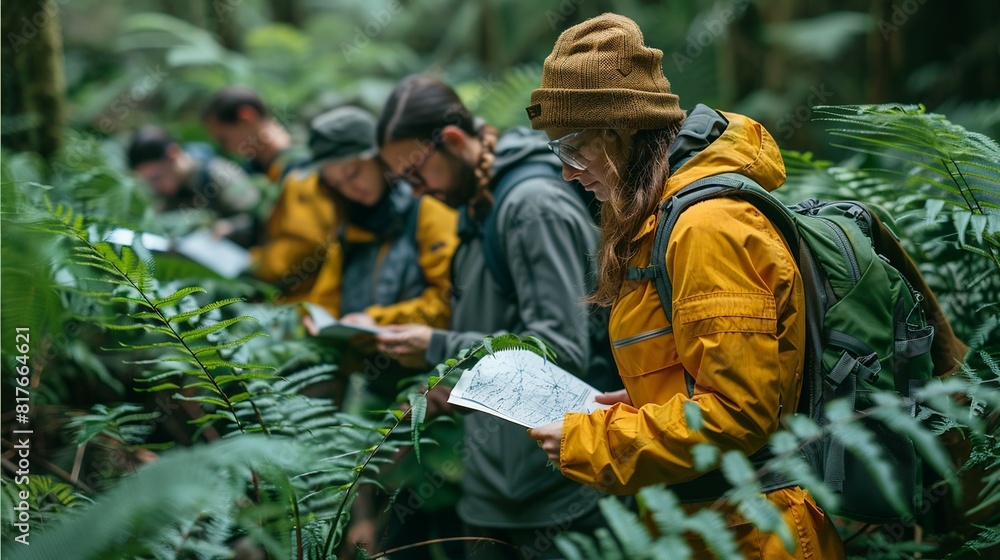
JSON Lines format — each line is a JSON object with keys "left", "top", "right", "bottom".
{"left": 547, "top": 131, "right": 591, "bottom": 171}
{"left": 395, "top": 139, "right": 439, "bottom": 187}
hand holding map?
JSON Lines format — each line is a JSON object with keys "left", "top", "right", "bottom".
{"left": 447, "top": 348, "right": 608, "bottom": 428}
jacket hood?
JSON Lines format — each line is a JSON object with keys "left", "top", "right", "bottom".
{"left": 634, "top": 105, "right": 786, "bottom": 239}
{"left": 457, "top": 127, "right": 564, "bottom": 239}
{"left": 492, "top": 127, "right": 562, "bottom": 179}
{"left": 665, "top": 104, "right": 785, "bottom": 197}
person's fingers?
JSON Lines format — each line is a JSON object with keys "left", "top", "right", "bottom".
{"left": 302, "top": 315, "right": 318, "bottom": 336}
{"left": 595, "top": 389, "right": 632, "bottom": 406}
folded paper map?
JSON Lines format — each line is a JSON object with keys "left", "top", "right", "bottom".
{"left": 448, "top": 348, "right": 608, "bottom": 428}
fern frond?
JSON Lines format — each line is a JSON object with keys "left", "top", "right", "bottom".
{"left": 67, "top": 403, "right": 162, "bottom": 448}
{"left": 813, "top": 104, "right": 1000, "bottom": 268}
{"left": 824, "top": 400, "right": 909, "bottom": 516}
{"left": 16, "top": 436, "right": 308, "bottom": 560}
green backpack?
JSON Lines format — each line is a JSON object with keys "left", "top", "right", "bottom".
{"left": 631, "top": 172, "right": 936, "bottom": 523}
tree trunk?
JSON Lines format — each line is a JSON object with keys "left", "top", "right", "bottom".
{"left": 1, "top": 0, "right": 67, "bottom": 160}
{"left": 212, "top": 1, "right": 243, "bottom": 51}
{"left": 159, "top": 0, "right": 206, "bottom": 29}
{"left": 269, "top": 0, "right": 302, "bottom": 28}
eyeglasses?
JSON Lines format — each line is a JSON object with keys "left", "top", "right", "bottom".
{"left": 547, "top": 131, "right": 591, "bottom": 171}
{"left": 396, "top": 140, "right": 438, "bottom": 187}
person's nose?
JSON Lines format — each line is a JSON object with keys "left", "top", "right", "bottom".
{"left": 561, "top": 163, "right": 582, "bottom": 182}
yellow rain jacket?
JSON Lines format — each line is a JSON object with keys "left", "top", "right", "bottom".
{"left": 249, "top": 170, "right": 336, "bottom": 302}
{"left": 307, "top": 191, "right": 459, "bottom": 328}
{"left": 560, "top": 107, "right": 845, "bottom": 558}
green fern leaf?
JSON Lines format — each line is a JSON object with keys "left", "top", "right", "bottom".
{"left": 555, "top": 531, "right": 597, "bottom": 560}
{"left": 191, "top": 330, "right": 269, "bottom": 353}
{"left": 684, "top": 509, "right": 741, "bottom": 560}
{"left": 135, "top": 382, "right": 182, "bottom": 393}
{"left": 593, "top": 527, "right": 626, "bottom": 560}
{"left": 408, "top": 392, "right": 427, "bottom": 464}
{"left": 868, "top": 392, "right": 957, "bottom": 489}
{"left": 719, "top": 450, "right": 756, "bottom": 488}
{"left": 597, "top": 495, "right": 652, "bottom": 557}
{"left": 683, "top": 401, "right": 703, "bottom": 432}
{"left": 767, "top": 432, "right": 838, "bottom": 509}
{"left": 187, "top": 411, "right": 236, "bottom": 425}
{"left": 152, "top": 286, "right": 207, "bottom": 309}
{"left": 825, "top": 400, "right": 909, "bottom": 515}
{"left": 691, "top": 443, "right": 719, "bottom": 472}
{"left": 180, "top": 315, "right": 259, "bottom": 342}
{"left": 168, "top": 297, "right": 245, "bottom": 323}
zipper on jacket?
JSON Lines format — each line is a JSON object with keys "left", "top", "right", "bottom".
{"left": 612, "top": 326, "right": 673, "bottom": 348}
{"left": 818, "top": 217, "right": 861, "bottom": 284}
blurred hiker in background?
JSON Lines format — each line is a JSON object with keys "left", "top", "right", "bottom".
{"left": 306, "top": 105, "right": 458, "bottom": 332}
{"left": 300, "top": 105, "right": 462, "bottom": 560}
{"left": 202, "top": 86, "right": 308, "bottom": 185}
{"left": 127, "top": 125, "right": 260, "bottom": 247}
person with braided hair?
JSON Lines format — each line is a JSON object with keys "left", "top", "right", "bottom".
{"left": 374, "top": 75, "right": 612, "bottom": 559}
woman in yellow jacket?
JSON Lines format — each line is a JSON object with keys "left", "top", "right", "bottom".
{"left": 526, "top": 14, "right": 845, "bottom": 559}
{"left": 305, "top": 106, "right": 459, "bottom": 332}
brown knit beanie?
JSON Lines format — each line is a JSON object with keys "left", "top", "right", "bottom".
{"left": 528, "top": 13, "right": 685, "bottom": 131}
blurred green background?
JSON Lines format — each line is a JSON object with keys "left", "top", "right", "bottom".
{"left": 4, "top": 0, "right": 999, "bottom": 163}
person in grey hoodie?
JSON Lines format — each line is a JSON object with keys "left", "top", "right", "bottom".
{"left": 374, "top": 75, "right": 609, "bottom": 559}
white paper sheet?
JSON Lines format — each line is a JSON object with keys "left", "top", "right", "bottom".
{"left": 300, "top": 302, "right": 384, "bottom": 342}
{"left": 448, "top": 348, "right": 607, "bottom": 428}
{"left": 102, "top": 227, "right": 251, "bottom": 279}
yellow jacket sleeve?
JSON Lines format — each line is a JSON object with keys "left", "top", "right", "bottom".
{"left": 560, "top": 199, "right": 806, "bottom": 495}
{"left": 305, "top": 242, "right": 344, "bottom": 317}
{"left": 364, "top": 196, "right": 459, "bottom": 328}
{"left": 249, "top": 172, "right": 336, "bottom": 300}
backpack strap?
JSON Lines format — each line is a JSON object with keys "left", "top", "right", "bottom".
{"left": 481, "top": 161, "right": 565, "bottom": 298}
{"left": 630, "top": 172, "right": 800, "bottom": 322}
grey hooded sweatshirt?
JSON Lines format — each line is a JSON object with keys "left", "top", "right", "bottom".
{"left": 425, "top": 128, "right": 604, "bottom": 528}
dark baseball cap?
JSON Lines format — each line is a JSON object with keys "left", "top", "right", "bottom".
{"left": 306, "top": 106, "right": 378, "bottom": 172}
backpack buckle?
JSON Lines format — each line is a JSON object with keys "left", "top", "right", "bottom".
{"left": 826, "top": 350, "right": 881, "bottom": 389}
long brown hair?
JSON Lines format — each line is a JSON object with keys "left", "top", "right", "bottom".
{"left": 377, "top": 75, "right": 498, "bottom": 214}
{"left": 591, "top": 122, "right": 684, "bottom": 306}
